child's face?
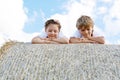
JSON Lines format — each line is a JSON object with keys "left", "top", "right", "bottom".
{"left": 79, "top": 26, "right": 93, "bottom": 38}
{"left": 45, "top": 24, "right": 60, "bottom": 38}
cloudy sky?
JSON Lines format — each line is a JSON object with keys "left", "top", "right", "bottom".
{"left": 0, "top": 0, "right": 120, "bottom": 46}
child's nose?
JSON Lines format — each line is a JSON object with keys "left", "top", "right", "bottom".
{"left": 84, "top": 30, "right": 88, "bottom": 33}
{"left": 51, "top": 31, "right": 54, "bottom": 34}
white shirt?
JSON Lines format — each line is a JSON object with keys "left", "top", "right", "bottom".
{"left": 71, "top": 30, "right": 103, "bottom": 38}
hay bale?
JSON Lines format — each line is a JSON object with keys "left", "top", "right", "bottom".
{"left": 0, "top": 40, "right": 17, "bottom": 58}
{"left": 0, "top": 43, "right": 120, "bottom": 80}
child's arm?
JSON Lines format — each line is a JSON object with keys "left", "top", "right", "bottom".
{"left": 50, "top": 38, "right": 69, "bottom": 44}
{"left": 32, "top": 36, "right": 68, "bottom": 44}
{"left": 32, "top": 36, "right": 51, "bottom": 44}
{"left": 87, "top": 36, "right": 105, "bottom": 44}
{"left": 69, "top": 37, "right": 81, "bottom": 43}
{"left": 70, "top": 37, "right": 96, "bottom": 43}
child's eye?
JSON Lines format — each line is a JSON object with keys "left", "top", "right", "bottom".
{"left": 81, "top": 30, "right": 85, "bottom": 31}
{"left": 87, "top": 29, "right": 90, "bottom": 30}
{"left": 49, "top": 30, "right": 52, "bottom": 32}
{"left": 54, "top": 30, "right": 57, "bottom": 33}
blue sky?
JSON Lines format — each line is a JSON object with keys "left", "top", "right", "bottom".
{"left": 23, "top": 0, "right": 68, "bottom": 33}
{"left": 0, "top": 0, "right": 120, "bottom": 46}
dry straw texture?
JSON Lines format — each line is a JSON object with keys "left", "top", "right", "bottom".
{"left": 0, "top": 40, "right": 17, "bottom": 57}
{"left": 0, "top": 44, "right": 120, "bottom": 80}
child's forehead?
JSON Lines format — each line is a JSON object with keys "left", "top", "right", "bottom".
{"left": 45, "top": 24, "right": 59, "bottom": 30}
{"left": 80, "top": 26, "right": 93, "bottom": 30}
{"left": 82, "top": 27, "right": 92, "bottom": 29}
{"left": 47, "top": 24, "right": 59, "bottom": 28}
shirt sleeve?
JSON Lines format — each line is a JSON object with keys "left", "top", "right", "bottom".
{"left": 39, "top": 29, "right": 47, "bottom": 38}
{"left": 70, "top": 30, "right": 81, "bottom": 38}
{"left": 58, "top": 31, "right": 68, "bottom": 38}
{"left": 93, "top": 30, "right": 104, "bottom": 37}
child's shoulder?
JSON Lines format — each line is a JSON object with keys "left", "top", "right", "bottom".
{"left": 70, "top": 30, "right": 81, "bottom": 38}
{"left": 39, "top": 30, "right": 47, "bottom": 38}
{"left": 93, "top": 30, "right": 104, "bottom": 37}
{"left": 58, "top": 31, "right": 68, "bottom": 38}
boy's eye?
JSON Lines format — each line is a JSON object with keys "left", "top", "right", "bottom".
{"left": 49, "top": 30, "right": 52, "bottom": 32}
{"left": 48, "top": 30, "right": 58, "bottom": 33}
{"left": 54, "top": 30, "right": 57, "bottom": 33}
{"left": 87, "top": 29, "right": 90, "bottom": 31}
{"left": 81, "top": 30, "right": 85, "bottom": 31}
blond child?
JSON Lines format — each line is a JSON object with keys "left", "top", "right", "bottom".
{"left": 32, "top": 19, "right": 69, "bottom": 44}
{"left": 70, "top": 15, "right": 105, "bottom": 44}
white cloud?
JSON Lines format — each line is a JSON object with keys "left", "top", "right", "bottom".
{"left": 40, "top": 9, "right": 46, "bottom": 22}
{"left": 49, "top": 0, "right": 120, "bottom": 44}
{"left": 26, "top": 11, "right": 38, "bottom": 23}
{"left": 0, "top": 0, "right": 35, "bottom": 47}
{"left": 116, "top": 40, "right": 120, "bottom": 44}
{"left": 104, "top": 0, "right": 120, "bottom": 36}
{"left": 0, "top": 0, "right": 27, "bottom": 33}
{"left": 97, "top": 7, "right": 107, "bottom": 15}
{"left": 49, "top": 0, "right": 97, "bottom": 37}
{"left": 101, "top": 0, "right": 112, "bottom": 3}
{"left": 109, "top": 0, "right": 120, "bottom": 19}
{"left": 1, "top": 0, "right": 120, "bottom": 45}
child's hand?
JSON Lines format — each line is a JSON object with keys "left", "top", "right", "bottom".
{"left": 43, "top": 38, "right": 59, "bottom": 44}
{"left": 44, "top": 37, "right": 57, "bottom": 41}
{"left": 79, "top": 38, "right": 96, "bottom": 43}
{"left": 44, "top": 38, "right": 51, "bottom": 41}
{"left": 50, "top": 41, "right": 59, "bottom": 44}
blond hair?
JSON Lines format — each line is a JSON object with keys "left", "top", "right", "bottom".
{"left": 76, "top": 15, "right": 94, "bottom": 29}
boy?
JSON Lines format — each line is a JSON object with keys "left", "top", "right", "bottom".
{"left": 70, "top": 15, "right": 105, "bottom": 44}
{"left": 32, "top": 19, "right": 69, "bottom": 44}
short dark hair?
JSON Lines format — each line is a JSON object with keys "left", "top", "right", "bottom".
{"left": 45, "top": 19, "right": 61, "bottom": 30}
